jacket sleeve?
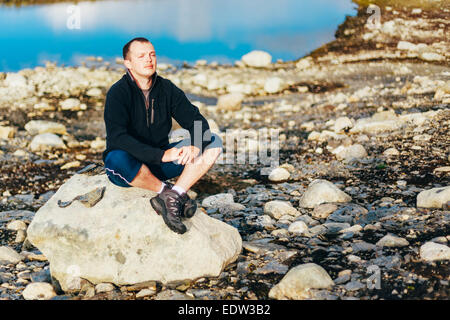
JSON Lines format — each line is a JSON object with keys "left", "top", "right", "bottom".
{"left": 104, "top": 86, "right": 165, "bottom": 164}
{"left": 169, "top": 82, "right": 212, "bottom": 150}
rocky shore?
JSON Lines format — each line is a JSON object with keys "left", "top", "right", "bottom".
{"left": 0, "top": 0, "right": 449, "bottom": 300}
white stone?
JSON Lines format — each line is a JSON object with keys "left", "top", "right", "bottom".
{"left": 420, "top": 52, "right": 445, "bottom": 62}
{"left": 5, "top": 73, "right": 27, "bottom": 87}
{"left": 0, "top": 246, "right": 24, "bottom": 264}
{"left": 334, "top": 117, "right": 354, "bottom": 133}
{"left": 397, "top": 41, "right": 417, "bottom": 51}
{"left": 26, "top": 174, "right": 242, "bottom": 291}
{"left": 268, "top": 167, "right": 290, "bottom": 182}
{"left": 0, "top": 126, "right": 16, "bottom": 139}
{"left": 22, "top": 283, "right": 56, "bottom": 300}
{"left": 312, "top": 203, "right": 337, "bottom": 219}
{"left": 60, "top": 98, "right": 81, "bottom": 111}
{"left": 24, "top": 120, "right": 67, "bottom": 136}
{"left": 299, "top": 179, "right": 352, "bottom": 208}
{"left": 90, "top": 138, "right": 106, "bottom": 150}
{"left": 332, "top": 144, "right": 367, "bottom": 162}
{"left": 6, "top": 220, "right": 27, "bottom": 231}
{"left": 86, "top": 88, "right": 102, "bottom": 97}
{"left": 136, "top": 288, "right": 156, "bottom": 298}
{"left": 288, "top": 221, "right": 309, "bottom": 234}
{"left": 268, "top": 263, "right": 334, "bottom": 300}
{"left": 296, "top": 57, "right": 312, "bottom": 70}
{"left": 264, "top": 77, "right": 284, "bottom": 94}
{"left": 241, "top": 50, "right": 272, "bottom": 68}
{"left": 217, "top": 93, "right": 244, "bottom": 111}
{"left": 95, "top": 283, "right": 115, "bottom": 293}
{"left": 29, "top": 133, "right": 66, "bottom": 151}
{"left": 264, "top": 200, "right": 300, "bottom": 220}
{"left": 417, "top": 186, "right": 450, "bottom": 209}
{"left": 202, "top": 193, "right": 234, "bottom": 208}
{"left": 383, "top": 147, "right": 400, "bottom": 156}
{"left": 420, "top": 242, "right": 450, "bottom": 262}
{"left": 376, "top": 234, "right": 409, "bottom": 247}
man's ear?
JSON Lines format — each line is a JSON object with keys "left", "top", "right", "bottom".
{"left": 123, "top": 59, "right": 132, "bottom": 69}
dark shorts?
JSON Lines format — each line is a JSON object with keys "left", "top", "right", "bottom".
{"left": 104, "top": 133, "right": 223, "bottom": 188}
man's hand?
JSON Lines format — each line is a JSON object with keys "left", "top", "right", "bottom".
{"left": 178, "top": 146, "right": 200, "bottom": 165}
{"left": 161, "top": 146, "right": 200, "bottom": 165}
{"left": 161, "top": 147, "right": 183, "bottom": 163}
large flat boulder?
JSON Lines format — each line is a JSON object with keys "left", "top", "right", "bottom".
{"left": 27, "top": 173, "right": 242, "bottom": 292}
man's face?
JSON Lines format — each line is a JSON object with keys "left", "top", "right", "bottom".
{"left": 124, "top": 41, "right": 157, "bottom": 78}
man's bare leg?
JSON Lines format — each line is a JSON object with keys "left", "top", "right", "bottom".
{"left": 174, "top": 147, "right": 222, "bottom": 192}
{"left": 129, "top": 163, "right": 163, "bottom": 192}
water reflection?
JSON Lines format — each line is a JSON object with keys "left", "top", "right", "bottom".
{"left": 0, "top": 0, "right": 356, "bottom": 71}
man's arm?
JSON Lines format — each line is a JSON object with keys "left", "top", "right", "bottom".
{"left": 169, "top": 82, "right": 212, "bottom": 151}
{"left": 104, "top": 86, "right": 165, "bottom": 164}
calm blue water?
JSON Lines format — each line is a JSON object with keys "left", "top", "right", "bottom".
{"left": 0, "top": 0, "right": 356, "bottom": 72}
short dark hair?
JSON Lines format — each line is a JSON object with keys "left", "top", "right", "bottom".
{"left": 123, "top": 37, "right": 150, "bottom": 60}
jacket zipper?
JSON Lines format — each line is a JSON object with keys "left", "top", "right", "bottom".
{"left": 151, "top": 98, "right": 155, "bottom": 124}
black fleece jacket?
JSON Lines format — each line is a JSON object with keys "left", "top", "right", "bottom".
{"left": 102, "top": 71, "right": 211, "bottom": 164}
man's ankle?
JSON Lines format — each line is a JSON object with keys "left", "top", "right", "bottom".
{"left": 157, "top": 182, "right": 166, "bottom": 194}
{"left": 171, "top": 185, "right": 186, "bottom": 196}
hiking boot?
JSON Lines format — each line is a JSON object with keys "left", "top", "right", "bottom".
{"left": 150, "top": 188, "right": 187, "bottom": 234}
{"left": 164, "top": 182, "right": 197, "bottom": 219}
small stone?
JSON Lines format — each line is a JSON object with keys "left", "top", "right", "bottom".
{"left": 60, "top": 161, "right": 81, "bottom": 170}
{"left": 333, "top": 144, "right": 367, "bottom": 162}
{"left": 29, "top": 133, "right": 66, "bottom": 152}
{"left": 268, "top": 167, "right": 290, "bottom": 182}
{"left": 383, "top": 147, "right": 400, "bottom": 156}
{"left": 22, "top": 282, "right": 56, "bottom": 300}
{"left": 420, "top": 242, "right": 450, "bottom": 262}
{"left": 86, "top": 88, "right": 102, "bottom": 97}
{"left": 24, "top": 120, "right": 67, "bottom": 136}
{"left": 299, "top": 179, "right": 351, "bottom": 208}
{"left": 0, "top": 246, "right": 24, "bottom": 264}
{"left": 268, "top": 263, "right": 334, "bottom": 300}
{"left": 217, "top": 93, "right": 244, "bottom": 111}
{"left": 241, "top": 50, "right": 272, "bottom": 68}
{"left": 417, "top": 186, "right": 450, "bottom": 209}
{"left": 264, "top": 200, "right": 299, "bottom": 219}
{"left": 376, "top": 234, "right": 409, "bottom": 248}
{"left": 0, "top": 126, "right": 16, "bottom": 139}
{"left": 136, "top": 288, "right": 156, "bottom": 298}
{"left": 334, "top": 117, "right": 353, "bottom": 133}
{"left": 264, "top": 77, "right": 284, "bottom": 94}
{"left": 312, "top": 203, "right": 337, "bottom": 219}
{"left": 344, "top": 280, "right": 365, "bottom": 292}
{"left": 288, "top": 221, "right": 309, "bottom": 234}
{"left": 6, "top": 220, "right": 27, "bottom": 231}
{"left": 95, "top": 283, "right": 115, "bottom": 293}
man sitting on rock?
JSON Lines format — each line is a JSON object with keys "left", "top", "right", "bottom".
{"left": 103, "top": 37, "right": 223, "bottom": 235}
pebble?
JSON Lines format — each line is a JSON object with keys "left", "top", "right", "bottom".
{"left": 29, "top": 133, "right": 66, "bottom": 151}
{"left": 417, "top": 186, "right": 450, "bottom": 209}
{"left": 95, "top": 283, "right": 115, "bottom": 293}
{"left": 333, "top": 144, "right": 368, "bottom": 162}
{"left": 216, "top": 93, "right": 244, "bottom": 111}
{"left": 268, "top": 167, "right": 290, "bottom": 182}
{"left": 376, "top": 234, "right": 409, "bottom": 247}
{"left": 268, "top": 263, "right": 334, "bottom": 300}
{"left": 241, "top": 50, "right": 272, "bottom": 68}
{"left": 264, "top": 200, "right": 299, "bottom": 219}
{"left": 383, "top": 147, "right": 400, "bottom": 156}
{"left": 6, "top": 220, "right": 27, "bottom": 231}
{"left": 420, "top": 242, "right": 450, "bottom": 262}
{"left": 288, "top": 221, "right": 309, "bottom": 234}
{"left": 0, "top": 246, "right": 24, "bottom": 264}
{"left": 135, "top": 288, "right": 156, "bottom": 298}
{"left": 22, "top": 282, "right": 56, "bottom": 300}
{"left": 299, "top": 179, "right": 352, "bottom": 208}
{"left": 312, "top": 203, "right": 337, "bottom": 219}
{"left": 24, "top": 120, "right": 67, "bottom": 136}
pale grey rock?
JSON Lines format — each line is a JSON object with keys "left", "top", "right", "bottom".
{"left": 5, "top": 73, "right": 27, "bottom": 87}
{"left": 22, "top": 282, "right": 56, "bottom": 300}
{"left": 420, "top": 242, "right": 450, "bottom": 262}
{"left": 264, "top": 77, "right": 284, "bottom": 94}
{"left": 241, "top": 50, "right": 272, "bottom": 68}
{"left": 29, "top": 133, "right": 66, "bottom": 152}
{"left": 136, "top": 288, "right": 156, "bottom": 298}
{"left": 154, "top": 289, "right": 194, "bottom": 300}
{"left": 24, "top": 120, "right": 67, "bottom": 136}
{"left": 268, "top": 263, "right": 334, "bottom": 300}
{"left": 95, "top": 283, "right": 115, "bottom": 293}
{"left": 312, "top": 203, "right": 338, "bottom": 219}
{"left": 288, "top": 221, "right": 308, "bottom": 234}
{"left": 376, "top": 234, "right": 409, "bottom": 248}
{"left": 333, "top": 144, "right": 368, "bottom": 162}
{"left": 264, "top": 200, "right": 299, "bottom": 219}
{"left": 216, "top": 93, "right": 244, "bottom": 111}
{"left": 334, "top": 117, "right": 354, "bottom": 133}
{"left": 417, "top": 186, "right": 450, "bottom": 209}
{"left": 86, "top": 87, "right": 102, "bottom": 97}
{"left": 6, "top": 220, "right": 27, "bottom": 231}
{"left": 383, "top": 147, "right": 400, "bottom": 156}
{"left": 60, "top": 98, "right": 84, "bottom": 111}
{"left": 299, "top": 179, "right": 352, "bottom": 208}
{"left": 0, "top": 246, "right": 24, "bottom": 264}
{"left": 0, "top": 126, "right": 16, "bottom": 139}
{"left": 27, "top": 174, "right": 242, "bottom": 292}
{"left": 268, "top": 167, "right": 290, "bottom": 182}
{"left": 201, "top": 193, "right": 244, "bottom": 211}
